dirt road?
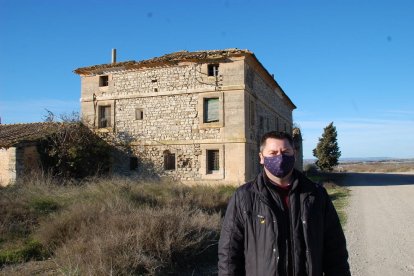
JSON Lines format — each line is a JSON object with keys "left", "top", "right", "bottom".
{"left": 337, "top": 173, "right": 414, "bottom": 276}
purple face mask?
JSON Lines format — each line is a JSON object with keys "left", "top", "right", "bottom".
{"left": 264, "top": 154, "right": 295, "bottom": 178}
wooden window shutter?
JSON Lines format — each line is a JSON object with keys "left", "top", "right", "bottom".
{"left": 204, "top": 98, "right": 219, "bottom": 123}
{"left": 105, "top": 106, "right": 111, "bottom": 127}
{"left": 99, "top": 106, "right": 111, "bottom": 128}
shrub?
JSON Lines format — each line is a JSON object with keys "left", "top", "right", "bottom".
{"left": 1, "top": 176, "right": 234, "bottom": 274}
{"left": 37, "top": 122, "right": 112, "bottom": 179}
{"left": 36, "top": 202, "right": 220, "bottom": 275}
{"left": 0, "top": 194, "right": 35, "bottom": 239}
{"left": 0, "top": 239, "right": 48, "bottom": 266}
{"left": 304, "top": 163, "right": 319, "bottom": 176}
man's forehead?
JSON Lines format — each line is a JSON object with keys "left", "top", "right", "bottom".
{"left": 264, "top": 138, "right": 292, "bottom": 148}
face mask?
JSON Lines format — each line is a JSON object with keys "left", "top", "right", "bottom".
{"left": 264, "top": 154, "right": 295, "bottom": 178}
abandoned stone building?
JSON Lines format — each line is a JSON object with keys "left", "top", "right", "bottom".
{"left": 0, "top": 122, "right": 59, "bottom": 186}
{"left": 74, "top": 49, "right": 302, "bottom": 184}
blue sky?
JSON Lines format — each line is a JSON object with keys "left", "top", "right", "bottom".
{"left": 1, "top": 0, "right": 413, "bottom": 159}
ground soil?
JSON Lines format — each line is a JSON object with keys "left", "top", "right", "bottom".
{"left": 335, "top": 172, "right": 414, "bottom": 276}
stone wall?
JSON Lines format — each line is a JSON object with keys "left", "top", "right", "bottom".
{"left": 245, "top": 60, "right": 293, "bottom": 145}
{"left": 245, "top": 61, "right": 292, "bottom": 120}
{"left": 0, "top": 144, "right": 42, "bottom": 186}
{"left": 78, "top": 55, "right": 295, "bottom": 184}
{"left": 80, "top": 58, "right": 245, "bottom": 99}
{"left": 133, "top": 144, "right": 202, "bottom": 181}
{"left": 115, "top": 94, "right": 220, "bottom": 142}
{"left": 0, "top": 147, "right": 16, "bottom": 186}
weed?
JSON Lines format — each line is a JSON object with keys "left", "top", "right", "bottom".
{"left": 0, "top": 239, "right": 48, "bottom": 266}
{"left": 29, "top": 197, "right": 60, "bottom": 215}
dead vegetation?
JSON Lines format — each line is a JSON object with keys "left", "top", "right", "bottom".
{"left": 335, "top": 161, "right": 414, "bottom": 173}
{"left": 0, "top": 174, "right": 235, "bottom": 275}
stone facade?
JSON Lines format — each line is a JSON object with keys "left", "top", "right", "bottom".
{"left": 0, "top": 147, "right": 16, "bottom": 186}
{"left": 0, "top": 122, "right": 59, "bottom": 186}
{"left": 75, "top": 49, "right": 301, "bottom": 184}
{"left": 0, "top": 144, "right": 41, "bottom": 186}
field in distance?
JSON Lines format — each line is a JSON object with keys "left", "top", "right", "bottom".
{"left": 304, "top": 158, "right": 414, "bottom": 173}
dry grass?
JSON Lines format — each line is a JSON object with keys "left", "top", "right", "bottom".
{"left": 335, "top": 161, "right": 414, "bottom": 173}
{"left": 0, "top": 175, "right": 236, "bottom": 275}
{"left": 324, "top": 183, "right": 350, "bottom": 226}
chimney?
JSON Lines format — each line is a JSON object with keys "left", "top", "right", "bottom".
{"left": 111, "top": 48, "right": 117, "bottom": 64}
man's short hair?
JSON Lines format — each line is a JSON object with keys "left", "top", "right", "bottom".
{"left": 260, "top": 131, "right": 294, "bottom": 152}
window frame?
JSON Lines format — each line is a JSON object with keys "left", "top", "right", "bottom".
{"left": 206, "top": 149, "right": 220, "bottom": 174}
{"left": 98, "top": 105, "right": 111, "bottom": 128}
{"left": 99, "top": 75, "right": 109, "bottom": 87}
{"left": 200, "top": 144, "right": 224, "bottom": 179}
{"left": 163, "top": 150, "right": 176, "bottom": 171}
{"left": 135, "top": 108, "right": 144, "bottom": 120}
{"left": 207, "top": 64, "right": 219, "bottom": 77}
{"left": 203, "top": 97, "right": 220, "bottom": 123}
{"left": 198, "top": 92, "right": 224, "bottom": 129}
{"left": 95, "top": 100, "right": 115, "bottom": 131}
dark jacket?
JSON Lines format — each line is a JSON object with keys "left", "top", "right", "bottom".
{"left": 218, "top": 169, "right": 350, "bottom": 276}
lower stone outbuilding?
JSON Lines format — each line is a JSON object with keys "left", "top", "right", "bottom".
{"left": 0, "top": 123, "right": 59, "bottom": 186}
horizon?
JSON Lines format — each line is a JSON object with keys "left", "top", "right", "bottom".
{"left": 1, "top": 0, "right": 413, "bottom": 159}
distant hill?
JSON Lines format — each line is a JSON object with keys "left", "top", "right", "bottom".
{"left": 304, "top": 157, "right": 414, "bottom": 165}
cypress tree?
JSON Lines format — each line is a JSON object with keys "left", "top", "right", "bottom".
{"left": 313, "top": 122, "right": 341, "bottom": 171}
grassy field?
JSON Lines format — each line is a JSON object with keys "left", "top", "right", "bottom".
{"left": 0, "top": 175, "right": 235, "bottom": 275}
{"left": 335, "top": 161, "right": 414, "bottom": 173}
{"left": 0, "top": 174, "right": 348, "bottom": 275}
{"left": 325, "top": 184, "right": 349, "bottom": 226}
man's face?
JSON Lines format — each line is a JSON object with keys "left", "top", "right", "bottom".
{"left": 259, "top": 138, "right": 295, "bottom": 165}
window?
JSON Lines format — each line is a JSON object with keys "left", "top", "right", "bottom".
{"left": 203, "top": 98, "right": 219, "bottom": 123}
{"left": 163, "top": 151, "right": 175, "bottom": 170}
{"left": 98, "top": 105, "right": 111, "bottom": 128}
{"left": 135, "top": 108, "right": 144, "bottom": 120}
{"left": 259, "top": 116, "right": 264, "bottom": 129}
{"left": 250, "top": 101, "right": 255, "bottom": 126}
{"left": 99, "top": 75, "right": 109, "bottom": 87}
{"left": 284, "top": 123, "right": 287, "bottom": 132}
{"left": 198, "top": 92, "right": 223, "bottom": 129}
{"left": 153, "top": 88, "right": 158, "bottom": 92}
{"left": 130, "top": 157, "right": 138, "bottom": 170}
{"left": 207, "top": 150, "right": 219, "bottom": 173}
{"left": 275, "top": 117, "right": 279, "bottom": 131}
{"left": 208, "top": 64, "right": 219, "bottom": 77}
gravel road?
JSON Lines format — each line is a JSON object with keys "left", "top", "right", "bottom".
{"left": 339, "top": 172, "right": 414, "bottom": 276}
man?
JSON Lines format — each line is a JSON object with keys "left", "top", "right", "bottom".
{"left": 218, "top": 131, "right": 350, "bottom": 276}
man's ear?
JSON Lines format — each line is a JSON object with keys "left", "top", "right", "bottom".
{"left": 259, "top": 152, "right": 264, "bottom": 165}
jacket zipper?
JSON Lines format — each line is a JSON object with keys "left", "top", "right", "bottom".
{"left": 257, "top": 196, "right": 280, "bottom": 270}
{"left": 260, "top": 193, "right": 291, "bottom": 275}
{"left": 301, "top": 194, "right": 312, "bottom": 275}
{"left": 288, "top": 192, "right": 295, "bottom": 276}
